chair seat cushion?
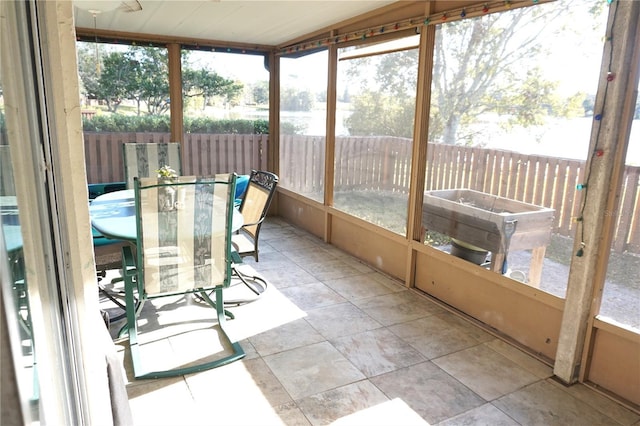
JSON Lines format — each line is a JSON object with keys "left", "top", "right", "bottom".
{"left": 231, "top": 232, "right": 255, "bottom": 255}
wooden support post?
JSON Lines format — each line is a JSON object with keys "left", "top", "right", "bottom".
{"left": 267, "top": 52, "right": 280, "bottom": 213}
{"left": 167, "top": 43, "right": 183, "bottom": 148}
{"left": 324, "top": 43, "right": 338, "bottom": 243}
{"left": 405, "top": 3, "right": 435, "bottom": 288}
{"left": 554, "top": 0, "right": 640, "bottom": 384}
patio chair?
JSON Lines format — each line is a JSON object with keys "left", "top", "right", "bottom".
{"left": 234, "top": 174, "right": 250, "bottom": 207}
{"left": 232, "top": 170, "right": 278, "bottom": 262}
{"left": 121, "top": 174, "right": 245, "bottom": 379}
{"left": 122, "top": 142, "right": 182, "bottom": 189}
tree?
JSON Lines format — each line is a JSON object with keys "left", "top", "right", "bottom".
{"left": 430, "top": 7, "right": 570, "bottom": 144}
{"left": 131, "top": 47, "right": 171, "bottom": 115}
{"left": 96, "top": 51, "right": 140, "bottom": 113}
{"left": 280, "top": 88, "right": 315, "bottom": 111}
{"left": 183, "top": 68, "right": 244, "bottom": 110}
{"left": 251, "top": 81, "right": 268, "bottom": 105}
{"left": 346, "top": 90, "right": 415, "bottom": 137}
{"left": 77, "top": 43, "right": 106, "bottom": 101}
{"left": 346, "top": 0, "right": 595, "bottom": 145}
{"left": 343, "top": 49, "right": 418, "bottom": 138}
{"left": 251, "top": 81, "right": 269, "bottom": 105}
{"left": 76, "top": 44, "right": 242, "bottom": 116}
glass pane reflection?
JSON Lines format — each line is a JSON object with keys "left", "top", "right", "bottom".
{"left": 599, "top": 82, "right": 640, "bottom": 331}
{"left": 333, "top": 37, "right": 418, "bottom": 235}
{"left": 0, "top": 135, "right": 39, "bottom": 417}
{"left": 424, "top": 0, "right": 608, "bottom": 295}
{"left": 279, "top": 50, "right": 328, "bottom": 203}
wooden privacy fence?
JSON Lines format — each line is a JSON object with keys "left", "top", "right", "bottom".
{"left": 84, "top": 132, "right": 268, "bottom": 184}
{"left": 6, "top": 131, "right": 637, "bottom": 252}
{"left": 281, "top": 135, "right": 640, "bottom": 254}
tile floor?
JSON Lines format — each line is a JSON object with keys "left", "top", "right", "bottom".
{"left": 101, "top": 217, "right": 640, "bottom": 426}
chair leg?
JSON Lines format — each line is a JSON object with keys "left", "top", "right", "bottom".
{"left": 98, "top": 276, "right": 141, "bottom": 323}
{"left": 230, "top": 265, "right": 268, "bottom": 298}
{"left": 195, "top": 265, "right": 267, "bottom": 306}
{"left": 98, "top": 282, "right": 127, "bottom": 322}
{"left": 127, "top": 286, "right": 245, "bottom": 379}
{"left": 199, "top": 288, "right": 236, "bottom": 320}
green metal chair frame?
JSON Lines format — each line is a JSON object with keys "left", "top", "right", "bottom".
{"left": 121, "top": 174, "right": 245, "bottom": 379}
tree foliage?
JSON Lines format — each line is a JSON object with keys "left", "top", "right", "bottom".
{"left": 77, "top": 44, "right": 242, "bottom": 116}
{"left": 251, "top": 80, "right": 269, "bottom": 105}
{"left": 77, "top": 43, "right": 106, "bottom": 100}
{"left": 97, "top": 50, "right": 140, "bottom": 113}
{"left": 346, "top": 1, "right": 591, "bottom": 145}
{"left": 81, "top": 114, "right": 268, "bottom": 134}
{"left": 183, "top": 68, "right": 244, "bottom": 109}
{"left": 280, "top": 88, "right": 315, "bottom": 111}
{"left": 343, "top": 49, "right": 418, "bottom": 138}
{"left": 430, "top": 7, "right": 570, "bottom": 144}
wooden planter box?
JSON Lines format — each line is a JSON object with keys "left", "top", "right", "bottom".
{"left": 422, "top": 188, "right": 555, "bottom": 285}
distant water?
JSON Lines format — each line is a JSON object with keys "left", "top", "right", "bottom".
{"left": 215, "top": 107, "right": 640, "bottom": 166}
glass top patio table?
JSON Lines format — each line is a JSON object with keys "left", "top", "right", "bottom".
{"left": 3, "top": 224, "right": 23, "bottom": 253}
{"left": 1, "top": 196, "right": 22, "bottom": 253}
{"left": 90, "top": 189, "right": 244, "bottom": 242}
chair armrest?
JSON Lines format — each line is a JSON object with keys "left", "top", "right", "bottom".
{"left": 240, "top": 217, "right": 266, "bottom": 228}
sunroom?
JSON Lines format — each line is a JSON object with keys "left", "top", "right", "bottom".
{"left": 1, "top": 0, "right": 638, "bottom": 424}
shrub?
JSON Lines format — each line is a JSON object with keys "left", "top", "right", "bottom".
{"left": 82, "top": 114, "right": 269, "bottom": 134}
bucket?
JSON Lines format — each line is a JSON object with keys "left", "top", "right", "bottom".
{"left": 450, "top": 239, "right": 489, "bottom": 265}
{"left": 506, "top": 270, "right": 527, "bottom": 282}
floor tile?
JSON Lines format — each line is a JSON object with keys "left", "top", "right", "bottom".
{"left": 266, "top": 236, "right": 320, "bottom": 252}
{"left": 263, "top": 341, "right": 365, "bottom": 400}
{"left": 485, "top": 338, "right": 553, "bottom": 379}
{"left": 353, "top": 290, "right": 444, "bottom": 326}
{"left": 241, "top": 251, "right": 295, "bottom": 271}
{"left": 389, "top": 315, "right": 486, "bottom": 359}
{"left": 339, "top": 255, "right": 377, "bottom": 273}
{"left": 437, "top": 403, "right": 520, "bottom": 426}
{"left": 224, "top": 285, "right": 309, "bottom": 341}
{"left": 322, "top": 272, "right": 404, "bottom": 301}
{"left": 331, "top": 397, "right": 430, "bottom": 425}
{"left": 249, "top": 318, "right": 325, "bottom": 356}
{"left": 370, "top": 361, "right": 485, "bottom": 424}
{"left": 436, "top": 311, "right": 495, "bottom": 344}
{"left": 493, "top": 379, "right": 620, "bottom": 425}
{"left": 257, "top": 264, "right": 320, "bottom": 288}
{"left": 186, "top": 357, "right": 292, "bottom": 425}
{"left": 166, "top": 326, "right": 239, "bottom": 370}
{"left": 547, "top": 379, "right": 640, "bottom": 426}
{"left": 281, "top": 246, "right": 339, "bottom": 265}
{"left": 296, "top": 380, "right": 390, "bottom": 425}
{"left": 279, "top": 282, "right": 346, "bottom": 311}
{"left": 126, "top": 377, "right": 206, "bottom": 426}
{"left": 273, "top": 401, "right": 312, "bottom": 425}
{"left": 304, "top": 302, "right": 382, "bottom": 339}
{"left": 331, "top": 328, "right": 426, "bottom": 377}
{"left": 238, "top": 338, "right": 260, "bottom": 360}
{"left": 259, "top": 225, "right": 299, "bottom": 241}
{"left": 299, "top": 258, "right": 364, "bottom": 281}
{"left": 432, "top": 344, "right": 540, "bottom": 401}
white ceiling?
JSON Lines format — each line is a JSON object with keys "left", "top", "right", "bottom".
{"left": 73, "top": 0, "right": 397, "bottom": 47}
